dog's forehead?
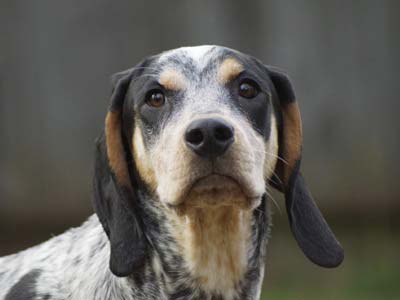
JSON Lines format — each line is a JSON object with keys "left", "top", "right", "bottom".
{"left": 155, "top": 45, "right": 248, "bottom": 77}
{"left": 158, "top": 45, "right": 219, "bottom": 68}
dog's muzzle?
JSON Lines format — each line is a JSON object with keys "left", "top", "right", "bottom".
{"left": 184, "top": 117, "right": 234, "bottom": 158}
{"left": 155, "top": 114, "right": 265, "bottom": 209}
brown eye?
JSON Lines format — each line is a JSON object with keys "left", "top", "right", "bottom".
{"left": 146, "top": 90, "right": 165, "bottom": 108}
{"left": 239, "top": 80, "right": 259, "bottom": 99}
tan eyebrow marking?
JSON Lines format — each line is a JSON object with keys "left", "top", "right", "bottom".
{"left": 159, "top": 68, "right": 187, "bottom": 90}
{"left": 217, "top": 58, "right": 244, "bottom": 84}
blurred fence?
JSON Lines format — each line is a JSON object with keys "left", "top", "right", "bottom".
{"left": 1, "top": 0, "right": 399, "bottom": 236}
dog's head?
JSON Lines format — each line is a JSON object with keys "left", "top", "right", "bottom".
{"left": 93, "top": 46, "right": 344, "bottom": 277}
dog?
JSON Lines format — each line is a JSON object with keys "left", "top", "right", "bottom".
{"left": 0, "top": 45, "right": 343, "bottom": 300}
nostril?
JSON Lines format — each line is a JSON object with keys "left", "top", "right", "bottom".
{"left": 214, "top": 124, "right": 234, "bottom": 142}
{"left": 185, "top": 128, "right": 204, "bottom": 145}
{"left": 185, "top": 118, "right": 234, "bottom": 158}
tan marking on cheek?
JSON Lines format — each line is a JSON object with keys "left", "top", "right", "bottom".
{"left": 159, "top": 69, "right": 186, "bottom": 90}
{"left": 105, "top": 111, "right": 130, "bottom": 187}
{"left": 264, "top": 114, "right": 279, "bottom": 180}
{"left": 281, "top": 102, "right": 302, "bottom": 184}
{"left": 132, "top": 126, "right": 157, "bottom": 191}
{"left": 217, "top": 58, "right": 244, "bottom": 84}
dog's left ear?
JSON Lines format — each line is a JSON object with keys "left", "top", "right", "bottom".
{"left": 268, "top": 68, "right": 344, "bottom": 268}
{"left": 93, "top": 69, "right": 147, "bottom": 277}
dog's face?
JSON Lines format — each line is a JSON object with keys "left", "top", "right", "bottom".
{"left": 126, "top": 46, "right": 278, "bottom": 211}
{"left": 94, "top": 45, "right": 344, "bottom": 277}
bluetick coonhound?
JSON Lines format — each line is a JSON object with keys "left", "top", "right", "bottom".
{"left": 0, "top": 46, "right": 344, "bottom": 300}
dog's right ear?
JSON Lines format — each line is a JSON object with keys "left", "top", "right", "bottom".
{"left": 93, "top": 70, "right": 147, "bottom": 277}
{"left": 268, "top": 68, "right": 344, "bottom": 268}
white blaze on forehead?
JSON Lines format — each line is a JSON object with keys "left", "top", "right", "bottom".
{"left": 159, "top": 45, "right": 217, "bottom": 70}
{"left": 180, "top": 45, "right": 215, "bottom": 61}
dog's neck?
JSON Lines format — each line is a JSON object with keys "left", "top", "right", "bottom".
{"left": 168, "top": 206, "right": 252, "bottom": 295}
{"left": 141, "top": 192, "right": 270, "bottom": 300}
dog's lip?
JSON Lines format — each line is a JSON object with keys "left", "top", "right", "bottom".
{"left": 190, "top": 173, "right": 241, "bottom": 191}
{"left": 167, "top": 172, "right": 260, "bottom": 208}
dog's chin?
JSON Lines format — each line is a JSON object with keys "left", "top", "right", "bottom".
{"left": 170, "top": 174, "right": 262, "bottom": 213}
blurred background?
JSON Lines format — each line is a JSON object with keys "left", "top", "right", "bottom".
{"left": 0, "top": 1, "right": 399, "bottom": 299}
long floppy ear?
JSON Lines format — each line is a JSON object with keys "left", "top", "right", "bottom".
{"left": 93, "top": 70, "right": 147, "bottom": 277}
{"left": 268, "top": 68, "right": 344, "bottom": 268}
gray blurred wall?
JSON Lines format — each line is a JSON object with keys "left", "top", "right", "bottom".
{"left": 1, "top": 0, "right": 399, "bottom": 228}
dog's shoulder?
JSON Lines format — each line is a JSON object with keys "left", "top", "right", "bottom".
{"left": 2, "top": 269, "right": 42, "bottom": 300}
{"left": 0, "top": 215, "right": 109, "bottom": 300}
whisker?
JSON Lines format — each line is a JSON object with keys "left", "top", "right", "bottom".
{"left": 269, "top": 169, "right": 283, "bottom": 186}
{"left": 265, "top": 188, "right": 282, "bottom": 215}
{"left": 254, "top": 206, "right": 264, "bottom": 217}
{"left": 255, "top": 149, "right": 289, "bottom": 166}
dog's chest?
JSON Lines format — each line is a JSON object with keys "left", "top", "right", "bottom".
{"left": 150, "top": 205, "right": 267, "bottom": 300}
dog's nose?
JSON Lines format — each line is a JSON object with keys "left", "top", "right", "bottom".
{"left": 184, "top": 118, "right": 234, "bottom": 158}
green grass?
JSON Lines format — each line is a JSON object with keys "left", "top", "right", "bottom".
{"left": 260, "top": 224, "right": 400, "bottom": 300}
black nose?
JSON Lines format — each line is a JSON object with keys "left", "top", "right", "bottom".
{"left": 184, "top": 118, "right": 234, "bottom": 158}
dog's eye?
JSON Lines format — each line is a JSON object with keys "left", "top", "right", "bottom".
{"left": 146, "top": 90, "right": 165, "bottom": 108}
{"left": 239, "top": 80, "right": 259, "bottom": 99}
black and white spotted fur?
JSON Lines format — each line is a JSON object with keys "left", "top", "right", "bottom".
{"left": 0, "top": 46, "right": 343, "bottom": 300}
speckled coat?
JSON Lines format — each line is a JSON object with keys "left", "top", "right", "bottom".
{"left": 0, "top": 46, "right": 343, "bottom": 300}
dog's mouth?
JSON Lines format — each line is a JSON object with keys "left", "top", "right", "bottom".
{"left": 169, "top": 173, "right": 262, "bottom": 211}
{"left": 189, "top": 173, "right": 242, "bottom": 194}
